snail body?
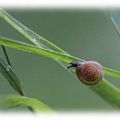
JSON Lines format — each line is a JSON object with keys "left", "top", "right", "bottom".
{"left": 67, "top": 61, "right": 104, "bottom": 85}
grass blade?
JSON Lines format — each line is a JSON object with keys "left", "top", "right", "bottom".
{"left": 0, "top": 95, "right": 53, "bottom": 112}
{"left": 0, "top": 37, "right": 81, "bottom": 63}
{"left": 1, "top": 9, "right": 120, "bottom": 109}
{"left": 103, "top": 67, "right": 120, "bottom": 79}
{"left": 0, "top": 8, "right": 68, "bottom": 55}
{"left": 91, "top": 78, "right": 120, "bottom": 109}
{"left": 1, "top": 9, "right": 120, "bottom": 80}
{"left": 107, "top": 10, "right": 120, "bottom": 38}
{"left": 1, "top": 46, "right": 12, "bottom": 66}
{"left": 1, "top": 38, "right": 120, "bottom": 109}
{"left": 0, "top": 56, "right": 24, "bottom": 95}
{"left": 0, "top": 36, "right": 120, "bottom": 80}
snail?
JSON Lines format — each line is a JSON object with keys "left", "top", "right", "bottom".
{"left": 67, "top": 61, "right": 104, "bottom": 85}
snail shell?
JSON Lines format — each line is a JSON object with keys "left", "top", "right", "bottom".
{"left": 67, "top": 61, "right": 104, "bottom": 85}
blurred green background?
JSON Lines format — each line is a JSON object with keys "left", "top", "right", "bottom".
{"left": 0, "top": 8, "right": 120, "bottom": 111}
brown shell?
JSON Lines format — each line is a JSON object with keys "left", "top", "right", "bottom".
{"left": 76, "top": 61, "right": 104, "bottom": 85}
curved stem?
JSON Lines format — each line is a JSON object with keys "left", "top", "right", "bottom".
{"left": 1, "top": 45, "right": 35, "bottom": 113}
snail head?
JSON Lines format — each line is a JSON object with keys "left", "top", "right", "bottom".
{"left": 67, "top": 62, "right": 79, "bottom": 69}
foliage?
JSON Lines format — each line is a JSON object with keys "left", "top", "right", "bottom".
{"left": 0, "top": 8, "right": 120, "bottom": 112}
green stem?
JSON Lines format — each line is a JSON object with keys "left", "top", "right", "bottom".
{"left": 0, "top": 8, "right": 68, "bottom": 55}
{"left": 1, "top": 46, "right": 12, "bottom": 66}
{"left": 1, "top": 9, "right": 120, "bottom": 109}
{"left": 1, "top": 9, "right": 120, "bottom": 80}
{"left": 0, "top": 95, "right": 53, "bottom": 112}
{"left": 0, "top": 36, "right": 120, "bottom": 80}
{"left": 91, "top": 78, "right": 120, "bottom": 109}
{"left": 1, "top": 44, "right": 35, "bottom": 112}
{"left": 0, "top": 37, "right": 81, "bottom": 63}
{"left": 1, "top": 37, "right": 120, "bottom": 108}
{"left": 107, "top": 11, "right": 120, "bottom": 39}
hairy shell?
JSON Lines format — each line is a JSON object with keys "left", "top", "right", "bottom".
{"left": 67, "top": 61, "right": 104, "bottom": 85}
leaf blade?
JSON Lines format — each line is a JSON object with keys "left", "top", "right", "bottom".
{"left": 0, "top": 56, "right": 24, "bottom": 95}
{"left": 1, "top": 9, "right": 120, "bottom": 109}
{"left": 2, "top": 9, "right": 120, "bottom": 81}
{"left": 0, "top": 8, "right": 67, "bottom": 54}
{"left": 1, "top": 36, "right": 120, "bottom": 80}
{"left": 0, "top": 95, "right": 53, "bottom": 112}
{"left": 91, "top": 78, "right": 120, "bottom": 109}
{"left": 0, "top": 37, "right": 82, "bottom": 63}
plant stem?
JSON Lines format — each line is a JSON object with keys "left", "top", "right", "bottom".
{"left": 91, "top": 79, "right": 120, "bottom": 109}
{"left": 1, "top": 37, "right": 120, "bottom": 109}
{"left": 1, "top": 46, "right": 12, "bottom": 66}
{"left": 1, "top": 8, "right": 120, "bottom": 109}
{"left": 1, "top": 45, "right": 35, "bottom": 113}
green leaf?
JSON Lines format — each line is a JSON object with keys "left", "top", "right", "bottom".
{"left": 107, "top": 10, "right": 120, "bottom": 38}
{"left": 0, "top": 56, "right": 24, "bottom": 95}
{"left": 0, "top": 37, "right": 81, "bottom": 63}
{"left": 1, "top": 38, "right": 120, "bottom": 109}
{"left": 0, "top": 95, "right": 53, "bottom": 112}
{"left": 0, "top": 8, "right": 67, "bottom": 54}
{"left": 92, "top": 78, "right": 120, "bottom": 109}
{"left": 1, "top": 9, "right": 120, "bottom": 80}
{"left": 103, "top": 67, "right": 120, "bottom": 79}
{"left": 1, "top": 9, "right": 120, "bottom": 109}
{"left": 0, "top": 36, "right": 120, "bottom": 80}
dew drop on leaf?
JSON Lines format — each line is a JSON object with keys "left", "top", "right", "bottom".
{"left": 6, "top": 65, "right": 11, "bottom": 72}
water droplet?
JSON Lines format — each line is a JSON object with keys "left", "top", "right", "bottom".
{"left": 33, "top": 38, "right": 37, "bottom": 42}
{"left": 32, "top": 36, "right": 38, "bottom": 42}
{"left": 6, "top": 65, "right": 11, "bottom": 71}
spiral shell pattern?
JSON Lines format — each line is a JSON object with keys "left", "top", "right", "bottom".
{"left": 76, "top": 61, "right": 103, "bottom": 85}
